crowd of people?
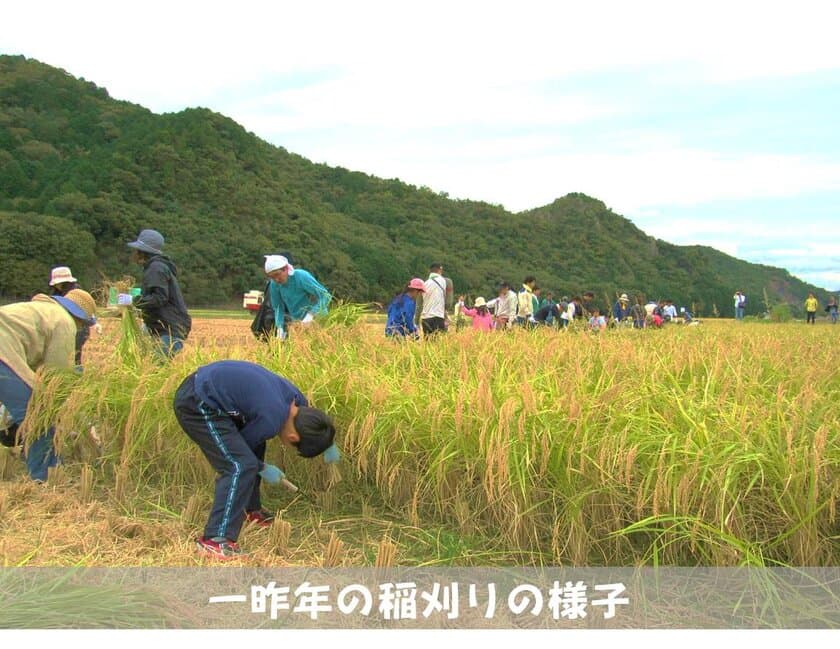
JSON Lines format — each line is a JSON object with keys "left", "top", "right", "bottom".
{"left": 0, "top": 228, "right": 339, "bottom": 560}
{"left": 386, "top": 266, "right": 702, "bottom": 338}
{"left": 2, "top": 230, "right": 838, "bottom": 560}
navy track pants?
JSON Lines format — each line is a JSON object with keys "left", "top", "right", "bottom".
{"left": 173, "top": 373, "right": 265, "bottom": 541}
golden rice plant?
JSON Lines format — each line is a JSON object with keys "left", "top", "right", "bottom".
{"left": 322, "top": 531, "right": 344, "bottom": 567}
{"left": 79, "top": 464, "right": 94, "bottom": 504}
{"left": 16, "top": 306, "right": 840, "bottom": 567}
{"left": 269, "top": 518, "right": 292, "bottom": 553}
{"left": 374, "top": 534, "right": 397, "bottom": 568}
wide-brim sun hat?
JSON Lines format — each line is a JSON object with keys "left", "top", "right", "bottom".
{"left": 408, "top": 278, "right": 426, "bottom": 291}
{"left": 474, "top": 297, "right": 487, "bottom": 307}
{"left": 53, "top": 288, "right": 96, "bottom": 325}
{"left": 49, "top": 266, "right": 77, "bottom": 286}
{"left": 619, "top": 293, "right": 629, "bottom": 301}
{"left": 127, "top": 229, "right": 164, "bottom": 255}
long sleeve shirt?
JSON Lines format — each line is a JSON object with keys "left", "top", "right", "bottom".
{"left": 385, "top": 293, "right": 418, "bottom": 337}
{"left": 517, "top": 285, "right": 535, "bottom": 318}
{"left": 459, "top": 307, "right": 495, "bottom": 331}
{"left": 134, "top": 255, "right": 192, "bottom": 338}
{"left": 269, "top": 268, "right": 332, "bottom": 328}
{"left": 486, "top": 292, "right": 518, "bottom": 320}
{"left": 0, "top": 295, "right": 76, "bottom": 387}
{"left": 193, "top": 360, "right": 308, "bottom": 449}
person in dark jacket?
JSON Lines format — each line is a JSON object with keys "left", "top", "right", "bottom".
{"left": 127, "top": 229, "right": 192, "bottom": 358}
{"left": 173, "top": 360, "right": 340, "bottom": 559}
{"left": 611, "top": 293, "right": 632, "bottom": 326}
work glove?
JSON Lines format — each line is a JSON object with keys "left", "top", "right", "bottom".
{"left": 301, "top": 312, "right": 315, "bottom": 325}
{"left": 323, "top": 444, "right": 341, "bottom": 464}
{"left": 93, "top": 323, "right": 103, "bottom": 334}
{"left": 528, "top": 316, "right": 537, "bottom": 324}
{"left": 275, "top": 327, "right": 287, "bottom": 341}
{"left": 259, "top": 463, "right": 285, "bottom": 484}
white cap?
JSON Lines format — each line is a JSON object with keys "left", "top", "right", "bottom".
{"left": 264, "top": 255, "right": 291, "bottom": 274}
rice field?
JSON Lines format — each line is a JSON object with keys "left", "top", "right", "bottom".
{"left": 1, "top": 311, "right": 838, "bottom": 567}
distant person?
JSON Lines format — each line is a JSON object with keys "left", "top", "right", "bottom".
{"left": 581, "top": 291, "right": 606, "bottom": 321}
{"left": 173, "top": 360, "right": 339, "bottom": 559}
{"left": 588, "top": 308, "right": 607, "bottom": 332}
{"left": 385, "top": 278, "right": 425, "bottom": 339}
{"left": 127, "top": 229, "right": 192, "bottom": 357}
{"left": 533, "top": 300, "right": 563, "bottom": 327}
{"left": 538, "top": 291, "right": 558, "bottom": 326}
{"left": 680, "top": 307, "right": 693, "bottom": 324}
{"left": 457, "top": 296, "right": 495, "bottom": 331}
{"left": 734, "top": 291, "right": 746, "bottom": 320}
{"left": 48, "top": 265, "right": 99, "bottom": 364}
{"left": 663, "top": 300, "right": 678, "bottom": 322}
{"left": 570, "top": 296, "right": 585, "bottom": 322}
{"left": 631, "top": 296, "right": 647, "bottom": 329}
{"left": 486, "top": 282, "right": 518, "bottom": 330}
{"left": 419, "top": 263, "right": 449, "bottom": 336}
{"left": 264, "top": 254, "right": 332, "bottom": 340}
{"left": 517, "top": 276, "right": 537, "bottom": 327}
{"left": 805, "top": 292, "right": 818, "bottom": 324}
{"left": 612, "top": 293, "right": 632, "bottom": 326}
{"left": 0, "top": 289, "right": 97, "bottom": 481}
{"left": 651, "top": 301, "right": 665, "bottom": 328}
{"left": 826, "top": 296, "right": 838, "bottom": 324}
{"left": 556, "top": 296, "right": 570, "bottom": 329}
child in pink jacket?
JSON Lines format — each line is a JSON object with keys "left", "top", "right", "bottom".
{"left": 457, "top": 296, "right": 495, "bottom": 331}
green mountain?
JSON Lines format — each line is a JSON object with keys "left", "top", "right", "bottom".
{"left": 0, "top": 55, "right": 830, "bottom": 315}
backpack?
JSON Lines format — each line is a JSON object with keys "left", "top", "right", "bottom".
{"left": 250, "top": 281, "right": 276, "bottom": 340}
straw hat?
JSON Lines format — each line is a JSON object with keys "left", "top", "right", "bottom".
{"left": 474, "top": 297, "right": 487, "bottom": 307}
{"left": 53, "top": 289, "right": 97, "bottom": 324}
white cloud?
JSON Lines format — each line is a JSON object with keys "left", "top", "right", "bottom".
{"left": 3, "top": 0, "right": 840, "bottom": 288}
{"left": 4, "top": 1, "right": 840, "bottom": 112}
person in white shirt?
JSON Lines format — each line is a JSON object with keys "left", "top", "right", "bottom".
{"left": 486, "top": 282, "right": 518, "bottom": 330}
{"left": 420, "top": 263, "right": 449, "bottom": 336}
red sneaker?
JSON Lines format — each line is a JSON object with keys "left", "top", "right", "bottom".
{"left": 244, "top": 508, "right": 276, "bottom": 527}
{"left": 195, "top": 536, "right": 243, "bottom": 560}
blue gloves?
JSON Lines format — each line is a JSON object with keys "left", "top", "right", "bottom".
{"left": 323, "top": 444, "right": 341, "bottom": 464}
{"left": 259, "top": 463, "right": 285, "bottom": 484}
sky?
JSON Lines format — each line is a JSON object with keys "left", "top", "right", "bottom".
{"left": 3, "top": 1, "right": 840, "bottom": 289}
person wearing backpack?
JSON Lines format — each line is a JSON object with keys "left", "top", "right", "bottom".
{"left": 386, "top": 278, "right": 425, "bottom": 339}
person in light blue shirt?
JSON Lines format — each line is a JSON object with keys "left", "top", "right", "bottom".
{"left": 264, "top": 255, "right": 332, "bottom": 340}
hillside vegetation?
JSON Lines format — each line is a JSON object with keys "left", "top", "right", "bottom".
{"left": 0, "top": 55, "right": 829, "bottom": 313}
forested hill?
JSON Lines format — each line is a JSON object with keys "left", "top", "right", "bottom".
{"left": 0, "top": 55, "right": 828, "bottom": 314}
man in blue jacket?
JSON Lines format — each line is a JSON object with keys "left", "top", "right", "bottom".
{"left": 264, "top": 254, "right": 331, "bottom": 340}
{"left": 173, "top": 360, "right": 339, "bottom": 559}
